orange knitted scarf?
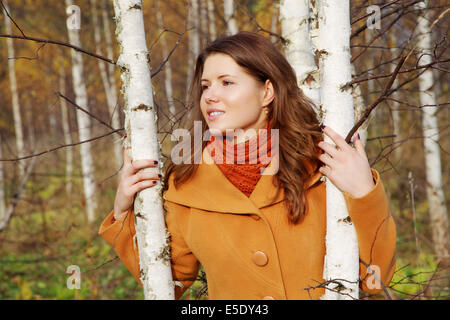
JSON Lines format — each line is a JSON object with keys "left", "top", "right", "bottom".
{"left": 206, "top": 120, "right": 275, "bottom": 197}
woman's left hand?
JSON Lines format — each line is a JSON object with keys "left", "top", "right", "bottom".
{"left": 317, "top": 126, "right": 375, "bottom": 198}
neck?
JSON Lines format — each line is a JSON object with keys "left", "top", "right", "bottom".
{"left": 225, "top": 119, "right": 271, "bottom": 145}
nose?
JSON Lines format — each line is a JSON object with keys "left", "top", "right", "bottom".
{"left": 203, "top": 84, "right": 218, "bottom": 103}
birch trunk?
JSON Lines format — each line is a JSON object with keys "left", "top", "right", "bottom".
{"left": 280, "top": 0, "right": 320, "bottom": 107}
{"left": 113, "top": 0, "right": 175, "bottom": 299}
{"left": 0, "top": 135, "right": 5, "bottom": 223}
{"left": 199, "top": 0, "right": 208, "bottom": 48}
{"left": 317, "top": 0, "right": 359, "bottom": 299}
{"left": 59, "top": 62, "right": 74, "bottom": 196}
{"left": 390, "top": 32, "right": 402, "bottom": 161}
{"left": 185, "top": 0, "right": 200, "bottom": 118}
{"left": 91, "top": 0, "right": 122, "bottom": 175}
{"left": 65, "top": 0, "right": 98, "bottom": 222}
{"left": 101, "top": 0, "right": 123, "bottom": 175}
{"left": 3, "top": 0, "right": 25, "bottom": 177}
{"left": 270, "top": 2, "right": 278, "bottom": 44}
{"left": 155, "top": 0, "right": 176, "bottom": 120}
{"left": 101, "top": 0, "right": 120, "bottom": 116}
{"left": 224, "top": 0, "right": 238, "bottom": 35}
{"left": 207, "top": 0, "right": 216, "bottom": 41}
{"left": 416, "top": 2, "right": 449, "bottom": 260}
{"left": 351, "top": 65, "right": 369, "bottom": 147}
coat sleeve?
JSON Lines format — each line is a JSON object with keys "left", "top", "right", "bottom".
{"left": 98, "top": 208, "right": 142, "bottom": 285}
{"left": 342, "top": 168, "right": 397, "bottom": 295}
{"left": 98, "top": 201, "right": 200, "bottom": 300}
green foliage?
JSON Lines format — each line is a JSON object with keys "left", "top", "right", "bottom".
{"left": 390, "top": 253, "right": 448, "bottom": 300}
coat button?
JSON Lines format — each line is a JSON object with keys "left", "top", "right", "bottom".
{"left": 262, "top": 296, "right": 275, "bottom": 300}
{"left": 250, "top": 214, "right": 260, "bottom": 220}
{"left": 252, "top": 251, "right": 268, "bottom": 266}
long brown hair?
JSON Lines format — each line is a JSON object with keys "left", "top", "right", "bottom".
{"left": 163, "top": 31, "right": 324, "bottom": 224}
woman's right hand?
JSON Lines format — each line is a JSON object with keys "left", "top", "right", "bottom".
{"left": 113, "top": 147, "right": 161, "bottom": 221}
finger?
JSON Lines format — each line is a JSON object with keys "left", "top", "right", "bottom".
{"left": 129, "top": 171, "right": 161, "bottom": 185}
{"left": 123, "top": 147, "right": 131, "bottom": 164}
{"left": 317, "top": 141, "right": 339, "bottom": 159}
{"left": 353, "top": 132, "right": 367, "bottom": 158}
{"left": 131, "top": 159, "right": 159, "bottom": 172}
{"left": 318, "top": 165, "right": 331, "bottom": 177}
{"left": 318, "top": 153, "right": 335, "bottom": 168}
{"left": 129, "top": 180, "right": 158, "bottom": 195}
{"left": 322, "top": 126, "right": 352, "bottom": 151}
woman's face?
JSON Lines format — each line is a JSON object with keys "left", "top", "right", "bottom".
{"left": 200, "top": 53, "right": 274, "bottom": 143}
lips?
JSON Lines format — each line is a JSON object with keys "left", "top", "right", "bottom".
{"left": 206, "top": 108, "right": 225, "bottom": 121}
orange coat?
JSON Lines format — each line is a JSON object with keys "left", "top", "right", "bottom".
{"left": 99, "top": 146, "right": 396, "bottom": 300}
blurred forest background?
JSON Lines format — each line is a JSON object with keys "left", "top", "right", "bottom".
{"left": 0, "top": 0, "right": 448, "bottom": 300}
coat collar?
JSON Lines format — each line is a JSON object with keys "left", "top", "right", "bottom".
{"left": 163, "top": 147, "right": 323, "bottom": 214}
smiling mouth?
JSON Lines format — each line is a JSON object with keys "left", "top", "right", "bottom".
{"left": 208, "top": 111, "right": 225, "bottom": 120}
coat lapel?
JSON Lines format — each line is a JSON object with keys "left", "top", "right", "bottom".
{"left": 163, "top": 146, "right": 323, "bottom": 214}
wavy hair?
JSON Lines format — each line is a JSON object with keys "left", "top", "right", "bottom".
{"left": 163, "top": 31, "right": 324, "bottom": 224}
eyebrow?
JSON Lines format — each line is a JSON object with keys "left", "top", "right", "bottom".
{"left": 201, "top": 74, "right": 235, "bottom": 82}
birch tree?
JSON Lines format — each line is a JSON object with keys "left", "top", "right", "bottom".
{"left": 207, "top": 0, "right": 216, "bottom": 41}
{"left": 59, "top": 61, "right": 74, "bottom": 196}
{"left": 416, "top": 1, "right": 449, "bottom": 261}
{"left": 280, "top": 0, "right": 320, "bottom": 107}
{"left": 207, "top": 0, "right": 217, "bottom": 41}
{"left": 90, "top": 0, "right": 122, "bottom": 174}
{"left": 0, "top": 135, "right": 5, "bottom": 223}
{"left": 65, "top": 0, "right": 98, "bottom": 222}
{"left": 317, "top": 0, "right": 359, "bottom": 299}
{"left": 185, "top": 0, "right": 200, "bottom": 116}
{"left": 390, "top": 31, "right": 402, "bottom": 160}
{"left": 224, "top": 0, "right": 238, "bottom": 35}
{"left": 199, "top": 0, "right": 208, "bottom": 48}
{"left": 270, "top": 1, "right": 278, "bottom": 44}
{"left": 3, "top": 0, "right": 25, "bottom": 177}
{"left": 155, "top": 0, "right": 176, "bottom": 120}
{"left": 112, "top": 0, "right": 174, "bottom": 299}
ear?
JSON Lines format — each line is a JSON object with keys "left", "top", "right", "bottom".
{"left": 261, "top": 79, "right": 275, "bottom": 107}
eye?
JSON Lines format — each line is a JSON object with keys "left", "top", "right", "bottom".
{"left": 223, "top": 80, "right": 233, "bottom": 86}
{"left": 201, "top": 85, "right": 208, "bottom": 91}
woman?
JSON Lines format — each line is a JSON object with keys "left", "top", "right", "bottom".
{"left": 99, "top": 31, "right": 396, "bottom": 300}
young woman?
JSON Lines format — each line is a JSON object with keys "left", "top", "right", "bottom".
{"left": 99, "top": 31, "right": 396, "bottom": 300}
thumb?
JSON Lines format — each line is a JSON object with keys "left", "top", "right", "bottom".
{"left": 123, "top": 145, "right": 131, "bottom": 164}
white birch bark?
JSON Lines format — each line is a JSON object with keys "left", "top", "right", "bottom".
{"left": 224, "top": 0, "right": 238, "bottom": 35}
{"left": 101, "top": 0, "right": 119, "bottom": 110}
{"left": 3, "top": 0, "right": 25, "bottom": 177}
{"left": 416, "top": 2, "right": 449, "bottom": 260}
{"left": 185, "top": 0, "right": 200, "bottom": 118}
{"left": 102, "top": 0, "right": 123, "bottom": 176}
{"left": 309, "top": 0, "right": 320, "bottom": 51}
{"left": 280, "top": 0, "right": 320, "bottom": 107}
{"left": 317, "top": 0, "right": 359, "bottom": 299}
{"left": 90, "top": 0, "right": 122, "bottom": 175}
{"left": 65, "top": 0, "right": 98, "bottom": 222}
{"left": 207, "top": 0, "right": 216, "bottom": 41}
{"left": 0, "top": 135, "right": 5, "bottom": 223}
{"left": 199, "top": 0, "right": 208, "bottom": 48}
{"left": 113, "top": 0, "right": 175, "bottom": 299}
{"left": 270, "top": 2, "right": 278, "bottom": 44}
{"left": 351, "top": 65, "right": 369, "bottom": 147}
{"left": 390, "top": 32, "right": 402, "bottom": 160}
{"left": 0, "top": 155, "right": 36, "bottom": 231}
{"left": 59, "top": 62, "right": 74, "bottom": 196}
{"left": 155, "top": 0, "right": 176, "bottom": 120}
